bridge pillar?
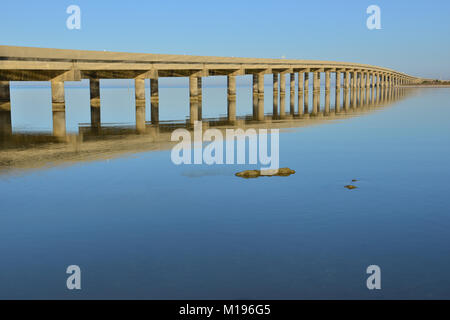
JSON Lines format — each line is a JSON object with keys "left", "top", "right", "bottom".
{"left": 359, "top": 72, "right": 364, "bottom": 107}
{"left": 312, "top": 72, "right": 319, "bottom": 115}
{"left": 51, "top": 80, "right": 66, "bottom": 137}
{"left": 351, "top": 72, "right": 357, "bottom": 109}
{"left": 227, "top": 75, "right": 236, "bottom": 122}
{"left": 290, "top": 73, "right": 295, "bottom": 115}
{"left": 335, "top": 71, "right": 341, "bottom": 113}
{"left": 197, "top": 78, "right": 203, "bottom": 120}
{"left": 384, "top": 74, "right": 391, "bottom": 101}
{"left": 357, "top": 72, "right": 362, "bottom": 107}
{"left": 257, "top": 73, "right": 264, "bottom": 96}
{"left": 90, "top": 79, "right": 101, "bottom": 129}
{"left": 257, "top": 93, "right": 265, "bottom": 121}
{"left": 380, "top": 74, "right": 384, "bottom": 89}
{"left": 298, "top": 71, "right": 304, "bottom": 116}
{"left": 370, "top": 73, "right": 375, "bottom": 105}
{"left": 343, "top": 71, "right": 350, "bottom": 111}
{"left": 325, "top": 71, "right": 331, "bottom": 114}
{"left": 280, "top": 73, "right": 286, "bottom": 117}
{"left": 365, "top": 72, "right": 370, "bottom": 105}
{"left": 273, "top": 73, "right": 279, "bottom": 116}
{"left": 376, "top": 74, "right": 380, "bottom": 102}
{"left": 317, "top": 72, "right": 321, "bottom": 113}
{"left": 253, "top": 74, "right": 264, "bottom": 118}
{"left": 256, "top": 73, "right": 265, "bottom": 120}
{"left": 150, "top": 78, "right": 159, "bottom": 124}
{"left": 135, "top": 78, "right": 146, "bottom": 132}
{"left": 304, "top": 72, "right": 309, "bottom": 114}
{"left": 189, "top": 76, "right": 199, "bottom": 125}
{"left": 0, "top": 81, "right": 12, "bottom": 136}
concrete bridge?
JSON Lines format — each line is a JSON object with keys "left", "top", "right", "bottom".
{"left": 0, "top": 45, "right": 421, "bottom": 136}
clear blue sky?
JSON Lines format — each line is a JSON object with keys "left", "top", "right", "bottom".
{"left": 1, "top": 0, "right": 449, "bottom": 79}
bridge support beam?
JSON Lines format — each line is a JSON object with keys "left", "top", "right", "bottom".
{"left": 256, "top": 94, "right": 264, "bottom": 121}
{"left": 257, "top": 73, "right": 265, "bottom": 121}
{"left": 51, "top": 80, "right": 66, "bottom": 137}
{"left": 303, "top": 72, "right": 309, "bottom": 115}
{"left": 325, "top": 71, "right": 331, "bottom": 114}
{"left": 0, "top": 81, "right": 12, "bottom": 136}
{"left": 150, "top": 78, "right": 159, "bottom": 124}
{"left": 358, "top": 72, "right": 362, "bottom": 107}
{"left": 377, "top": 74, "right": 382, "bottom": 102}
{"left": 90, "top": 79, "right": 101, "bottom": 129}
{"left": 135, "top": 78, "right": 146, "bottom": 133}
{"left": 197, "top": 78, "right": 203, "bottom": 120}
{"left": 289, "top": 73, "right": 295, "bottom": 115}
{"left": 273, "top": 74, "right": 279, "bottom": 116}
{"left": 252, "top": 74, "right": 258, "bottom": 118}
{"left": 189, "top": 76, "right": 199, "bottom": 125}
{"left": 344, "top": 71, "right": 350, "bottom": 111}
{"left": 351, "top": 71, "right": 357, "bottom": 109}
{"left": 227, "top": 75, "right": 236, "bottom": 122}
{"left": 360, "top": 72, "right": 364, "bottom": 107}
{"left": 279, "top": 73, "right": 286, "bottom": 117}
{"left": 312, "top": 72, "right": 319, "bottom": 115}
{"left": 298, "top": 71, "right": 304, "bottom": 116}
{"left": 379, "top": 74, "right": 383, "bottom": 102}
{"left": 365, "top": 72, "right": 370, "bottom": 103}
{"left": 335, "top": 71, "right": 341, "bottom": 113}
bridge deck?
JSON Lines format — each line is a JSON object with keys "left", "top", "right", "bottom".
{"left": 0, "top": 46, "right": 417, "bottom": 81}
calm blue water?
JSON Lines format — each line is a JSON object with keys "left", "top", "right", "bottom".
{"left": 1, "top": 85, "right": 450, "bottom": 299}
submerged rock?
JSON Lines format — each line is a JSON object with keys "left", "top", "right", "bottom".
{"left": 235, "top": 170, "right": 261, "bottom": 178}
{"left": 276, "top": 168, "right": 296, "bottom": 176}
{"left": 235, "top": 168, "right": 295, "bottom": 179}
{"left": 344, "top": 185, "right": 358, "bottom": 190}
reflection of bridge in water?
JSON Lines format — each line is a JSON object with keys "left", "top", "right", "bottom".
{"left": 0, "top": 84, "right": 414, "bottom": 174}
{"left": 0, "top": 46, "right": 423, "bottom": 138}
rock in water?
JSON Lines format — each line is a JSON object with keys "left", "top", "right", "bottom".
{"left": 235, "top": 170, "right": 261, "bottom": 178}
{"left": 235, "top": 168, "right": 295, "bottom": 178}
{"left": 344, "top": 185, "right": 357, "bottom": 190}
{"left": 276, "top": 168, "right": 296, "bottom": 176}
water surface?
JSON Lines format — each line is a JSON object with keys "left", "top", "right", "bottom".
{"left": 0, "top": 86, "right": 449, "bottom": 299}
